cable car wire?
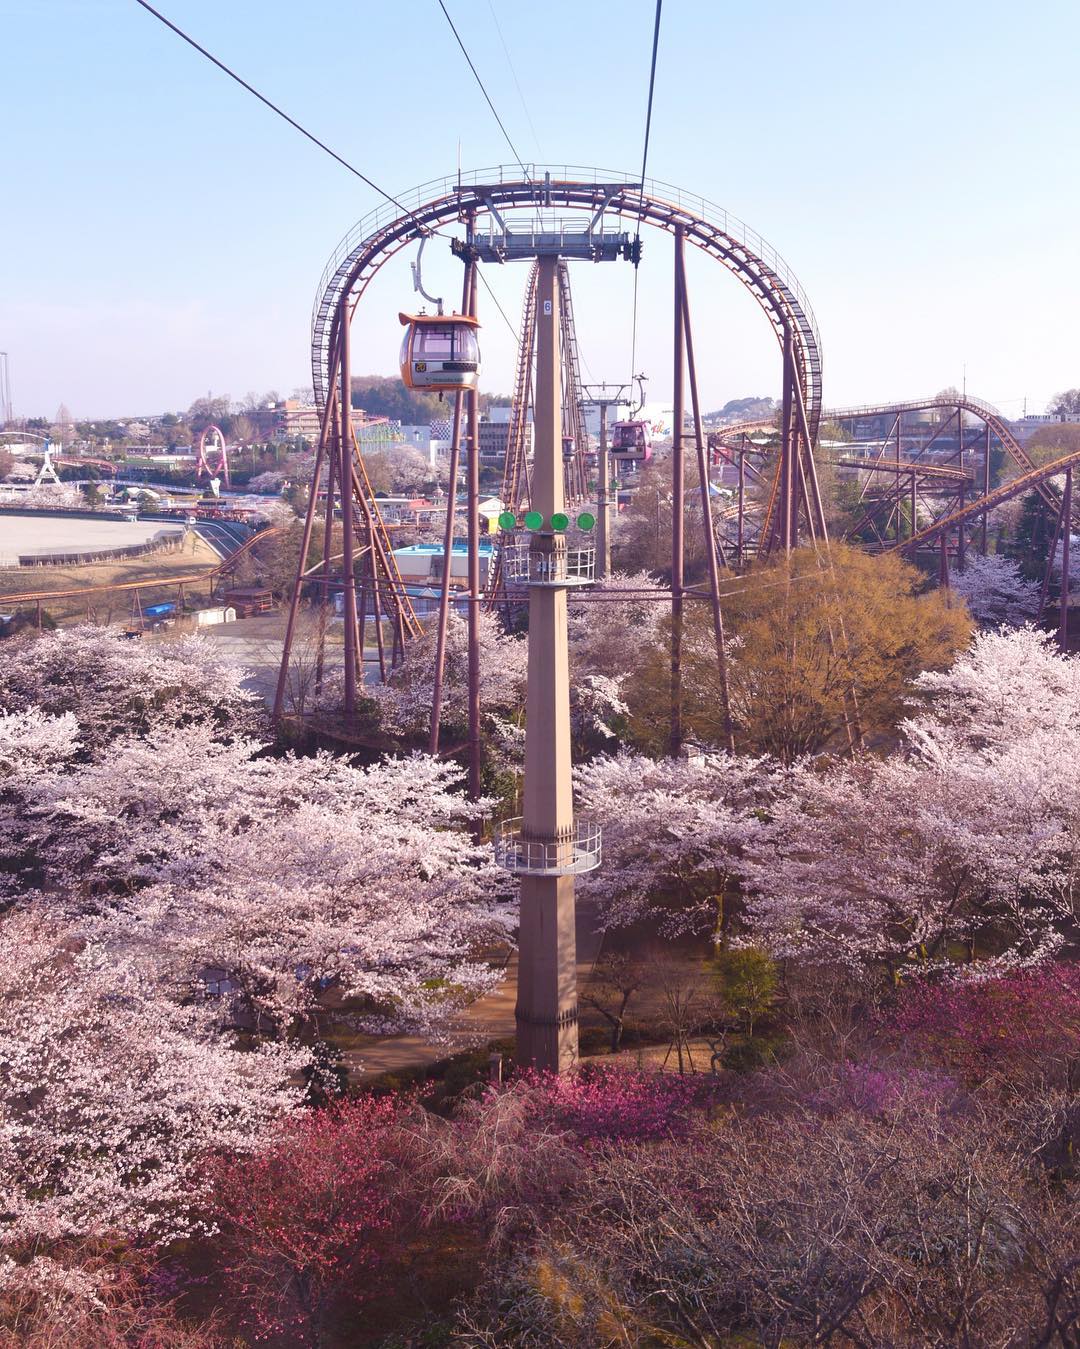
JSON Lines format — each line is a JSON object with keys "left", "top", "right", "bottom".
{"left": 485, "top": 0, "right": 543, "bottom": 160}
{"left": 130, "top": 0, "right": 434, "bottom": 234}
{"left": 628, "top": 0, "right": 664, "bottom": 388}
{"left": 475, "top": 269, "right": 520, "bottom": 341}
{"left": 636, "top": 0, "right": 664, "bottom": 204}
{"left": 435, "top": 0, "right": 529, "bottom": 177}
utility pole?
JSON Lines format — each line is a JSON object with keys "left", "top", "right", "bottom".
{"left": 598, "top": 400, "right": 610, "bottom": 578}
{"left": 1060, "top": 467, "right": 1072, "bottom": 653}
{"left": 0, "top": 353, "right": 11, "bottom": 427}
{"left": 582, "top": 382, "right": 630, "bottom": 582}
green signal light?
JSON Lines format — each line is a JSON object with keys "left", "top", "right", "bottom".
{"left": 576, "top": 511, "right": 596, "bottom": 531}
{"left": 523, "top": 510, "right": 543, "bottom": 531}
{"left": 498, "top": 511, "right": 517, "bottom": 531}
{"left": 551, "top": 512, "right": 569, "bottom": 531}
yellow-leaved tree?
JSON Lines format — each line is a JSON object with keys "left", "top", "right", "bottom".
{"left": 625, "top": 543, "right": 972, "bottom": 762}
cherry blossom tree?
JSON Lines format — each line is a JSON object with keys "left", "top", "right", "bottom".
{"left": 567, "top": 571, "right": 667, "bottom": 677}
{"left": 248, "top": 469, "right": 286, "bottom": 493}
{"left": 364, "top": 443, "right": 433, "bottom": 494}
{"left": 16, "top": 727, "right": 509, "bottom": 1035}
{"left": 15, "top": 482, "right": 84, "bottom": 510}
{"left": 571, "top": 632, "right": 1080, "bottom": 973}
{"left": 575, "top": 751, "right": 778, "bottom": 934}
{"left": 569, "top": 672, "right": 629, "bottom": 745}
{"left": 0, "top": 709, "right": 81, "bottom": 904}
{"left": 0, "top": 627, "right": 515, "bottom": 1310}
{"left": 906, "top": 623, "right": 1080, "bottom": 749}
{"left": 0, "top": 907, "right": 305, "bottom": 1257}
{"left": 737, "top": 758, "right": 1016, "bottom": 974}
{"left": 740, "top": 629, "right": 1080, "bottom": 975}
{"left": 0, "top": 626, "right": 264, "bottom": 755}
{"left": 0, "top": 707, "right": 79, "bottom": 780}
{"left": 948, "top": 553, "right": 1040, "bottom": 626}
{"left": 370, "top": 609, "right": 526, "bottom": 739}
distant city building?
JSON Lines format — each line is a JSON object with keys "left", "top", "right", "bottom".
{"left": 1009, "top": 412, "right": 1080, "bottom": 443}
{"left": 271, "top": 399, "right": 322, "bottom": 444}
{"left": 477, "top": 418, "right": 534, "bottom": 466}
{"left": 428, "top": 414, "right": 533, "bottom": 467}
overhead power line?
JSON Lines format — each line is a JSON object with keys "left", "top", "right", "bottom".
{"left": 436, "top": 0, "right": 529, "bottom": 176}
{"left": 130, "top": 0, "right": 428, "bottom": 230}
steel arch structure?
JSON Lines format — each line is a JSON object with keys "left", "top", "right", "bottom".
{"left": 194, "top": 424, "right": 231, "bottom": 488}
{"left": 308, "top": 165, "right": 823, "bottom": 448}
{"left": 277, "top": 167, "right": 825, "bottom": 744}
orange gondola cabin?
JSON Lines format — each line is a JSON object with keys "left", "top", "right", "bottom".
{"left": 398, "top": 312, "right": 481, "bottom": 392}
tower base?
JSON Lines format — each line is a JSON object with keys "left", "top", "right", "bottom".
{"left": 515, "top": 873, "right": 578, "bottom": 1073}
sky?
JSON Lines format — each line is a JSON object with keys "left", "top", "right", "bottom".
{"left": 3, "top": 0, "right": 1079, "bottom": 421}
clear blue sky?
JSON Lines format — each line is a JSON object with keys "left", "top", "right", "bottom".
{"left": 3, "top": 0, "right": 1078, "bottom": 420}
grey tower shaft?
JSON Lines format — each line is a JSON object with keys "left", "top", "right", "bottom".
{"left": 515, "top": 255, "right": 579, "bottom": 1072}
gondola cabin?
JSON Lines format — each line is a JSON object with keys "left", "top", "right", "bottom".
{"left": 610, "top": 419, "right": 652, "bottom": 462}
{"left": 398, "top": 312, "right": 481, "bottom": 392}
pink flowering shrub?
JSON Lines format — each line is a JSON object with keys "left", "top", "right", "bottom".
{"left": 806, "top": 1061, "right": 960, "bottom": 1118}
{"left": 204, "top": 1095, "right": 418, "bottom": 1346}
{"left": 517, "top": 1066, "right": 712, "bottom": 1141}
{"left": 884, "top": 963, "right": 1080, "bottom": 1092}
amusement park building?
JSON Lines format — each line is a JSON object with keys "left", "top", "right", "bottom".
{"left": 271, "top": 399, "right": 322, "bottom": 443}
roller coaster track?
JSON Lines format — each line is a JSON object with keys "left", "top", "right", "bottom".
{"left": 556, "top": 260, "right": 590, "bottom": 506}
{"left": 825, "top": 395, "right": 1056, "bottom": 509}
{"left": 885, "top": 451, "right": 1080, "bottom": 555}
{"left": 498, "top": 262, "right": 537, "bottom": 518}
{"left": 311, "top": 166, "right": 822, "bottom": 443}
{"left": 0, "top": 526, "right": 282, "bottom": 608}
{"left": 827, "top": 458, "right": 971, "bottom": 483}
{"left": 349, "top": 427, "right": 421, "bottom": 638}
{"left": 708, "top": 396, "right": 1057, "bottom": 555}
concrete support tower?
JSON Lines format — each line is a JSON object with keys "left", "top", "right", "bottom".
{"left": 515, "top": 255, "right": 580, "bottom": 1072}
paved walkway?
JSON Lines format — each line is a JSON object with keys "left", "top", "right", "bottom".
{"left": 344, "top": 901, "right": 606, "bottom": 1080}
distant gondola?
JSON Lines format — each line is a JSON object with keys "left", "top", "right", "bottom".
{"left": 610, "top": 419, "right": 652, "bottom": 462}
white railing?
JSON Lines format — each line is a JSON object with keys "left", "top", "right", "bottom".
{"left": 502, "top": 541, "right": 596, "bottom": 585}
{"left": 494, "top": 818, "right": 602, "bottom": 876}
